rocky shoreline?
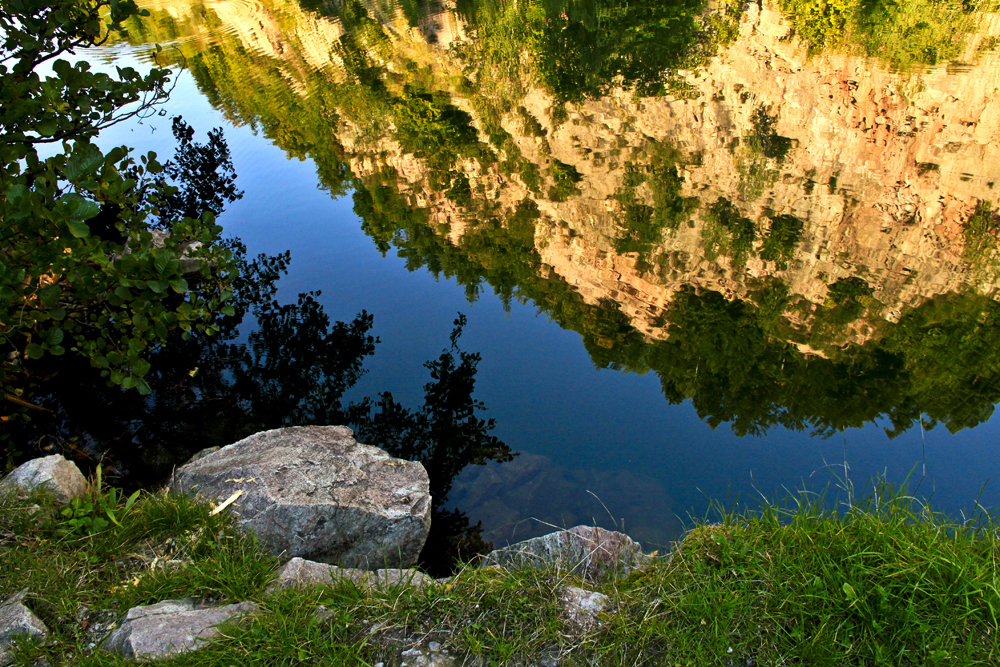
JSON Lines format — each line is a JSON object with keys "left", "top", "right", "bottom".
{"left": 0, "top": 427, "right": 656, "bottom": 666}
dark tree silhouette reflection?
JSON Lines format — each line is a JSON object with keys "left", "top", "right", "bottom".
{"left": 350, "top": 314, "right": 515, "bottom": 574}
{"left": 9, "top": 250, "right": 513, "bottom": 573}
{"left": 6, "top": 124, "right": 514, "bottom": 575}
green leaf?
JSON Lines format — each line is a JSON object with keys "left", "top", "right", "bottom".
{"left": 36, "top": 119, "right": 58, "bottom": 136}
{"left": 133, "top": 358, "right": 151, "bottom": 377}
{"left": 49, "top": 307, "right": 66, "bottom": 321}
{"left": 121, "top": 376, "right": 137, "bottom": 389}
{"left": 62, "top": 193, "right": 100, "bottom": 220}
{"left": 125, "top": 490, "right": 141, "bottom": 511}
{"left": 66, "top": 219, "right": 91, "bottom": 238}
{"left": 842, "top": 583, "right": 856, "bottom": 600}
{"left": 5, "top": 184, "right": 27, "bottom": 202}
{"left": 64, "top": 142, "right": 105, "bottom": 181}
{"left": 153, "top": 252, "right": 173, "bottom": 275}
{"left": 72, "top": 200, "right": 100, "bottom": 220}
{"left": 38, "top": 285, "right": 60, "bottom": 307}
{"left": 43, "top": 327, "right": 64, "bottom": 346}
{"left": 25, "top": 344, "right": 44, "bottom": 359}
{"left": 147, "top": 280, "right": 169, "bottom": 293}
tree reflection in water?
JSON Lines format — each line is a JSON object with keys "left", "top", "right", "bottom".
{"left": 9, "top": 248, "right": 514, "bottom": 573}
{"left": 6, "top": 126, "right": 514, "bottom": 576}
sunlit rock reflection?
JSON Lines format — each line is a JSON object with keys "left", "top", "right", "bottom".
{"left": 120, "top": 0, "right": 1000, "bottom": 432}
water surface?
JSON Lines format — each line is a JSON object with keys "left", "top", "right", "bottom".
{"left": 38, "top": 0, "right": 1000, "bottom": 554}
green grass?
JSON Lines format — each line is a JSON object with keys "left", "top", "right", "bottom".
{"left": 2, "top": 478, "right": 998, "bottom": 665}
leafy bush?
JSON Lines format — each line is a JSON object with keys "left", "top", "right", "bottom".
{"left": 0, "top": 1, "right": 241, "bottom": 424}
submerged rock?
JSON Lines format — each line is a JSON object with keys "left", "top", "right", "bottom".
{"left": 0, "top": 455, "right": 87, "bottom": 505}
{"left": 171, "top": 426, "right": 431, "bottom": 569}
{"left": 271, "top": 557, "right": 434, "bottom": 591}
{"left": 483, "top": 525, "right": 650, "bottom": 581}
{"left": 102, "top": 599, "right": 256, "bottom": 659}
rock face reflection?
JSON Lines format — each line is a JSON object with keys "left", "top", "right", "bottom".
{"left": 124, "top": 0, "right": 1000, "bottom": 436}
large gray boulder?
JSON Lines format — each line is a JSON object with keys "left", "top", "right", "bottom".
{"left": 102, "top": 599, "right": 255, "bottom": 659}
{"left": 0, "top": 455, "right": 87, "bottom": 505}
{"left": 482, "top": 526, "right": 650, "bottom": 581}
{"left": 171, "top": 426, "right": 431, "bottom": 569}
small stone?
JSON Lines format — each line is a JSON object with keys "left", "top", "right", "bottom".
{"left": 401, "top": 646, "right": 455, "bottom": 667}
{"left": 559, "top": 585, "right": 609, "bottom": 630}
{"left": 428, "top": 640, "right": 441, "bottom": 652}
{"left": 0, "top": 592, "right": 48, "bottom": 667}
{"left": 312, "top": 606, "right": 334, "bottom": 623}
{"left": 102, "top": 599, "right": 256, "bottom": 659}
{"left": 270, "top": 557, "right": 336, "bottom": 589}
{"left": 0, "top": 455, "right": 87, "bottom": 505}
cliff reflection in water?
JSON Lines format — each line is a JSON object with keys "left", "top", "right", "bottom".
{"left": 120, "top": 0, "right": 1000, "bottom": 441}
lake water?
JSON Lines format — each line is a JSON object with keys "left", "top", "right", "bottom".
{"left": 38, "top": 0, "right": 1000, "bottom": 563}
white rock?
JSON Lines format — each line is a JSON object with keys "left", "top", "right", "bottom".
{"left": 0, "top": 455, "right": 87, "bottom": 505}
{"left": 102, "top": 599, "right": 256, "bottom": 659}
{"left": 559, "top": 585, "right": 609, "bottom": 630}
{"left": 401, "top": 645, "right": 454, "bottom": 667}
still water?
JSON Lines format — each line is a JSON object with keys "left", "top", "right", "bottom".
{"left": 43, "top": 0, "right": 1000, "bottom": 560}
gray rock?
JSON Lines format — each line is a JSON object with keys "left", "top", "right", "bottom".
{"left": 559, "top": 585, "right": 609, "bottom": 630}
{"left": 171, "top": 426, "right": 431, "bottom": 569}
{"left": 0, "top": 593, "right": 48, "bottom": 647}
{"left": 483, "top": 525, "right": 650, "bottom": 581}
{"left": 271, "top": 557, "right": 434, "bottom": 591}
{"left": 102, "top": 599, "right": 256, "bottom": 659}
{"left": 0, "top": 455, "right": 87, "bottom": 505}
{"left": 185, "top": 446, "right": 220, "bottom": 465}
{"left": 401, "top": 643, "right": 455, "bottom": 667}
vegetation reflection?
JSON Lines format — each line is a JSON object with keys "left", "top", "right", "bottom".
{"left": 7, "top": 118, "right": 513, "bottom": 576}
{"left": 109, "top": 0, "right": 1000, "bottom": 446}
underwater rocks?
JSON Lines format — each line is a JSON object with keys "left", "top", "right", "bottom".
{"left": 171, "top": 426, "right": 432, "bottom": 569}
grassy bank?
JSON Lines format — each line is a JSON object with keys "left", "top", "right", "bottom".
{"left": 2, "top": 479, "right": 998, "bottom": 666}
